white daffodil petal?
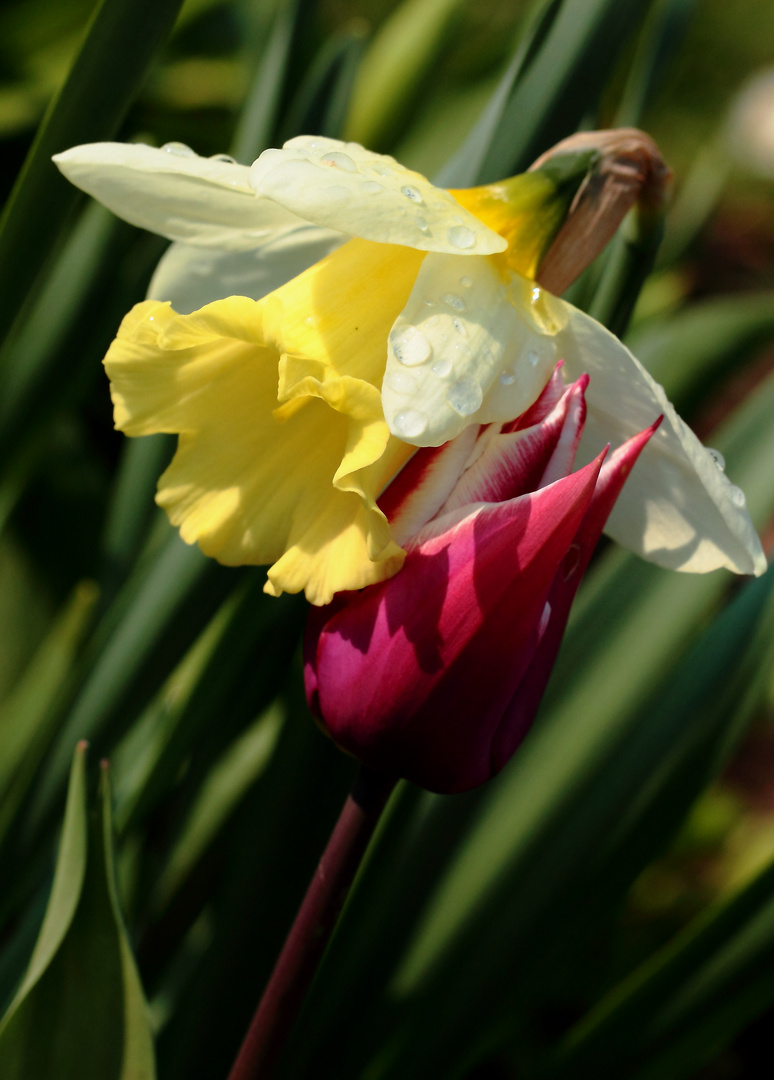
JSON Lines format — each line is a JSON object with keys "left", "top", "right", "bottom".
{"left": 249, "top": 136, "right": 506, "bottom": 256}
{"left": 560, "top": 306, "right": 766, "bottom": 576}
{"left": 53, "top": 141, "right": 313, "bottom": 250}
{"left": 382, "top": 256, "right": 562, "bottom": 446}
{"left": 147, "top": 227, "right": 345, "bottom": 312}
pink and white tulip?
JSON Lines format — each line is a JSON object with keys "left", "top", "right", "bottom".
{"left": 305, "top": 369, "right": 660, "bottom": 793}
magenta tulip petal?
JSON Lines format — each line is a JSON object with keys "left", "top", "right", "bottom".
{"left": 307, "top": 454, "right": 604, "bottom": 792}
{"left": 502, "top": 363, "right": 567, "bottom": 433}
{"left": 490, "top": 419, "right": 661, "bottom": 770}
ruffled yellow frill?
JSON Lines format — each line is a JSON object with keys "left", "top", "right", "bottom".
{"left": 104, "top": 238, "right": 422, "bottom": 605}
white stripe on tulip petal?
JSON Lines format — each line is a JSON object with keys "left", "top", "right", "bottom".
{"left": 53, "top": 142, "right": 312, "bottom": 250}
{"left": 249, "top": 136, "right": 506, "bottom": 256}
{"left": 147, "top": 227, "right": 345, "bottom": 312}
{"left": 382, "top": 425, "right": 479, "bottom": 547}
{"left": 382, "top": 256, "right": 562, "bottom": 446}
{"left": 560, "top": 307, "right": 767, "bottom": 576}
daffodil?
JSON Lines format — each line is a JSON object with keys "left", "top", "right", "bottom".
{"left": 54, "top": 136, "right": 765, "bottom": 606}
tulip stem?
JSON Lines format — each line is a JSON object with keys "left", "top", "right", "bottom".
{"left": 226, "top": 763, "right": 397, "bottom": 1080}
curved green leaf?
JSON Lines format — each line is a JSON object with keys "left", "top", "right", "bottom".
{"left": 0, "top": 744, "right": 155, "bottom": 1078}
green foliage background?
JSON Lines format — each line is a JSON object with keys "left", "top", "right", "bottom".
{"left": 1, "top": 0, "right": 774, "bottom": 1077}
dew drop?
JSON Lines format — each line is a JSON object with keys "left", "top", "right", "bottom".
{"left": 527, "top": 350, "right": 540, "bottom": 367}
{"left": 326, "top": 184, "right": 351, "bottom": 200}
{"left": 460, "top": 275, "right": 473, "bottom": 288}
{"left": 401, "top": 185, "right": 423, "bottom": 203}
{"left": 531, "top": 286, "right": 541, "bottom": 303}
{"left": 386, "top": 370, "right": 418, "bottom": 394}
{"left": 161, "top": 141, "right": 196, "bottom": 157}
{"left": 390, "top": 325, "right": 432, "bottom": 367}
{"left": 423, "top": 299, "right": 436, "bottom": 308}
{"left": 442, "top": 293, "right": 466, "bottom": 312}
{"left": 729, "top": 484, "right": 747, "bottom": 507}
{"left": 320, "top": 151, "right": 358, "bottom": 172}
{"left": 360, "top": 180, "right": 383, "bottom": 194}
{"left": 500, "top": 370, "right": 516, "bottom": 385}
{"left": 707, "top": 448, "right": 726, "bottom": 472}
{"left": 447, "top": 226, "right": 476, "bottom": 250}
{"left": 415, "top": 216, "right": 429, "bottom": 232}
{"left": 209, "top": 152, "right": 237, "bottom": 164}
{"left": 452, "top": 318, "right": 466, "bottom": 336}
{"left": 447, "top": 376, "right": 483, "bottom": 416}
{"left": 432, "top": 356, "right": 453, "bottom": 377}
{"left": 393, "top": 408, "right": 427, "bottom": 439}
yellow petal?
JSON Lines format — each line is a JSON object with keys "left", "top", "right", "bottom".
{"left": 103, "top": 237, "right": 422, "bottom": 604}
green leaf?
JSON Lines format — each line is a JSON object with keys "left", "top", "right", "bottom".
{"left": 344, "top": 0, "right": 467, "bottom": 150}
{"left": 0, "top": 582, "right": 98, "bottom": 845}
{"left": 0, "top": 743, "right": 155, "bottom": 1079}
{"left": 0, "top": 0, "right": 186, "bottom": 348}
{"left": 440, "top": 0, "right": 655, "bottom": 187}
{"left": 279, "top": 26, "right": 368, "bottom": 142}
{"left": 0, "top": 203, "right": 118, "bottom": 441}
{"left": 229, "top": 0, "right": 303, "bottom": 164}
{"left": 152, "top": 702, "right": 284, "bottom": 909}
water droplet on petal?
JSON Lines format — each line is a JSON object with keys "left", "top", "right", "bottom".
{"left": 460, "top": 275, "right": 473, "bottom": 288}
{"left": 447, "top": 225, "right": 476, "bottom": 249}
{"left": 209, "top": 152, "right": 237, "bottom": 164}
{"left": 161, "top": 141, "right": 196, "bottom": 157}
{"left": 393, "top": 409, "right": 427, "bottom": 439}
{"left": 386, "top": 370, "right": 418, "bottom": 394}
{"left": 447, "top": 376, "right": 483, "bottom": 416}
{"left": 390, "top": 325, "right": 432, "bottom": 367}
{"left": 531, "top": 286, "right": 541, "bottom": 303}
{"left": 500, "top": 369, "right": 516, "bottom": 385}
{"left": 527, "top": 350, "right": 540, "bottom": 366}
{"left": 442, "top": 293, "right": 466, "bottom": 311}
{"left": 326, "top": 184, "right": 350, "bottom": 201}
{"left": 320, "top": 151, "right": 358, "bottom": 172}
{"left": 432, "top": 356, "right": 453, "bottom": 377}
{"left": 452, "top": 318, "right": 466, "bottom": 336}
{"left": 729, "top": 484, "right": 746, "bottom": 507}
{"left": 360, "top": 180, "right": 383, "bottom": 194}
{"left": 415, "top": 216, "right": 429, "bottom": 232}
{"left": 401, "top": 185, "right": 423, "bottom": 203}
{"left": 707, "top": 448, "right": 726, "bottom": 472}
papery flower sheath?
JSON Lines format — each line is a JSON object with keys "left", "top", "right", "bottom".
{"left": 305, "top": 370, "right": 658, "bottom": 793}
{"left": 53, "top": 136, "right": 765, "bottom": 606}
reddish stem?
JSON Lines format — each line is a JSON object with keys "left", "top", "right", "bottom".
{"left": 226, "top": 764, "right": 397, "bottom": 1080}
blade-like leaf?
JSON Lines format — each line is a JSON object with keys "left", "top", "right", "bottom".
{"left": 0, "top": 583, "right": 98, "bottom": 846}
{"left": 345, "top": 0, "right": 467, "bottom": 150}
{"left": 0, "top": 0, "right": 186, "bottom": 348}
{"left": 0, "top": 744, "right": 155, "bottom": 1079}
{"left": 441, "top": 0, "right": 655, "bottom": 187}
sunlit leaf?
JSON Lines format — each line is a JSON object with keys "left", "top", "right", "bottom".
{"left": 0, "top": 743, "right": 155, "bottom": 1079}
